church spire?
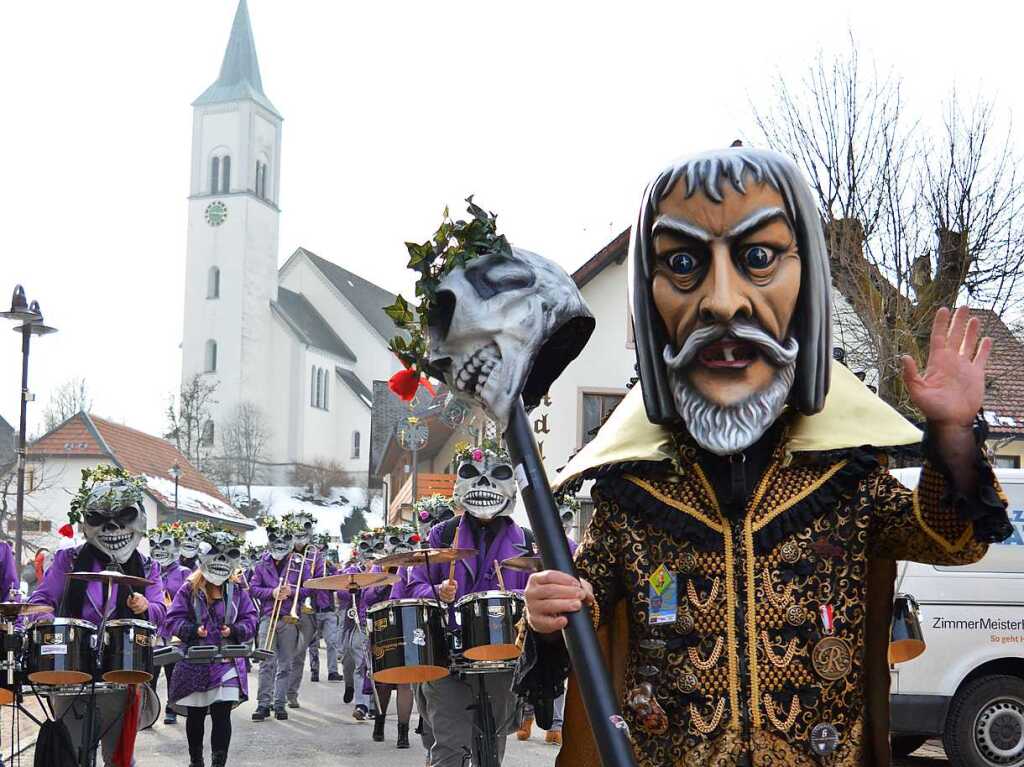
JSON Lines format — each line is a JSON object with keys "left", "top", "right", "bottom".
{"left": 193, "top": 0, "right": 280, "bottom": 117}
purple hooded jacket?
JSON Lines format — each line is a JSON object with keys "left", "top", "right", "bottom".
{"left": 248, "top": 551, "right": 313, "bottom": 619}
{"left": 165, "top": 579, "right": 258, "bottom": 706}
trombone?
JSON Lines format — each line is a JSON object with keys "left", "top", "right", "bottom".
{"left": 260, "top": 550, "right": 306, "bottom": 653}
{"left": 285, "top": 545, "right": 317, "bottom": 625}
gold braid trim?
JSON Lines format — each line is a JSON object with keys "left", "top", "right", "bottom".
{"left": 721, "top": 522, "right": 740, "bottom": 727}
{"left": 688, "top": 637, "right": 725, "bottom": 670}
{"left": 687, "top": 576, "right": 721, "bottom": 612}
{"left": 743, "top": 461, "right": 777, "bottom": 731}
{"left": 589, "top": 599, "right": 601, "bottom": 631}
{"left": 762, "top": 693, "right": 800, "bottom": 731}
{"left": 761, "top": 568, "right": 793, "bottom": 610}
{"left": 749, "top": 460, "right": 847, "bottom": 533}
{"left": 622, "top": 475, "right": 724, "bottom": 533}
{"left": 690, "top": 697, "right": 726, "bottom": 735}
{"left": 760, "top": 630, "right": 798, "bottom": 668}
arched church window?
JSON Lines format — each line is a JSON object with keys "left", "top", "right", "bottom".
{"left": 205, "top": 339, "right": 218, "bottom": 373}
{"left": 323, "top": 371, "right": 329, "bottom": 411}
{"left": 316, "top": 368, "right": 324, "bottom": 409}
{"left": 221, "top": 156, "right": 231, "bottom": 194}
{"left": 310, "top": 366, "right": 316, "bottom": 406}
{"left": 351, "top": 431, "right": 360, "bottom": 460}
{"left": 201, "top": 420, "right": 215, "bottom": 447}
{"left": 207, "top": 267, "right": 220, "bottom": 299}
{"left": 210, "top": 157, "right": 220, "bottom": 195}
{"left": 261, "top": 163, "right": 269, "bottom": 199}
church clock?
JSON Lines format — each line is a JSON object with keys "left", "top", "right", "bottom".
{"left": 205, "top": 201, "right": 229, "bottom": 227}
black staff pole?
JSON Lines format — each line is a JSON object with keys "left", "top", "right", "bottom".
{"left": 505, "top": 398, "right": 637, "bottom": 767}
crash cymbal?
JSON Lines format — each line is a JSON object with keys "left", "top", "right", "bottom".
{"left": 305, "top": 572, "right": 399, "bottom": 591}
{"left": 375, "top": 548, "right": 477, "bottom": 568}
{"left": 0, "top": 602, "right": 50, "bottom": 618}
{"left": 67, "top": 571, "right": 154, "bottom": 589}
{"left": 500, "top": 556, "right": 543, "bottom": 574}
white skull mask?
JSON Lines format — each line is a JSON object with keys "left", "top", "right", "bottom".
{"left": 454, "top": 457, "right": 517, "bottom": 521}
{"left": 288, "top": 513, "right": 315, "bottom": 551}
{"left": 81, "top": 481, "right": 147, "bottom": 564}
{"left": 427, "top": 247, "right": 594, "bottom": 431}
{"left": 386, "top": 527, "right": 420, "bottom": 555}
{"left": 267, "top": 530, "right": 294, "bottom": 561}
{"left": 148, "top": 534, "right": 180, "bottom": 567}
{"left": 180, "top": 526, "right": 203, "bottom": 560}
{"left": 197, "top": 533, "right": 241, "bottom": 586}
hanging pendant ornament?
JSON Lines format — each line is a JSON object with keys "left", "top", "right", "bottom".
{"left": 812, "top": 636, "right": 852, "bottom": 681}
{"left": 819, "top": 603, "right": 835, "bottom": 635}
{"left": 626, "top": 682, "right": 669, "bottom": 736}
{"left": 810, "top": 723, "right": 840, "bottom": 756}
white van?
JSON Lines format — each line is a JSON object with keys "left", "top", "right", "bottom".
{"left": 889, "top": 468, "right": 1024, "bottom": 766}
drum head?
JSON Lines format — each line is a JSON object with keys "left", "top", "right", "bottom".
{"left": 0, "top": 688, "right": 13, "bottom": 706}
{"left": 372, "top": 664, "right": 449, "bottom": 685}
{"left": 28, "top": 670, "right": 93, "bottom": 686}
{"left": 103, "top": 670, "right": 153, "bottom": 685}
{"left": 462, "top": 644, "right": 521, "bottom": 662}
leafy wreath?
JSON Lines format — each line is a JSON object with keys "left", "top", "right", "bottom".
{"left": 147, "top": 520, "right": 185, "bottom": 542}
{"left": 452, "top": 439, "right": 511, "bottom": 466}
{"left": 257, "top": 515, "right": 299, "bottom": 537}
{"left": 68, "top": 465, "right": 146, "bottom": 524}
{"left": 198, "top": 527, "right": 245, "bottom": 551}
{"left": 384, "top": 197, "right": 513, "bottom": 401}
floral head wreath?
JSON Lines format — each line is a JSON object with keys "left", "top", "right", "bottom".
{"left": 281, "top": 511, "right": 316, "bottom": 528}
{"left": 257, "top": 515, "right": 300, "bottom": 537}
{"left": 313, "top": 531, "right": 332, "bottom": 549}
{"left": 452, "top": 440, "right": 511, "bottom": 466}
{"left": 414, "top": 494, "right": 454, "bottom": 521}
{"left": 198, "top": 527, "right": 245, "bottom": 550}
{"left": 242, "top": 543, "right": 263, "bottom": 560}
{"left": 385, "top": 197, "right": 513, "bottom": 401}
{"left": 147, "top": 521, "right": 185, "bottom": 542}
{"left": 555, "top": 493, "right": 581, "bottom": 515}
{"left": 182, "top": 520, "right": 213, "bottom": 538}
{"left": 69, "top": 465, "right": 146, "bottom": 525}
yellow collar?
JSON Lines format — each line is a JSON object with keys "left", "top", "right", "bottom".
{"left": 553, "top": 361, "right": 921, "bottom": 490}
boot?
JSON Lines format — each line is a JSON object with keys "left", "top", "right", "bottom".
{"left": 165, "top": 706, "right": 178, "bottom": 725}
{"left": 372, "top": 715, "right": 386, "bottom": 742}
{"left": 211, "top": 752, "right": 228, "bottom": 767}
{"left": 353, "top": 704, "right": 367, "bottom": 721}
{"left": 328, "top": 672, "right": 343, "bottom": 682}
{"left": 414, "top": 715, "right": 423, "bottom": 735}
{"left": 310, "top": 670, "right": 319, "bottom": 683}
{"left": 287, "top": 694, "right": 300, "bottom": 709}
{"left": 251, "top": 706, "right": 270, "bottom": 722}
{"left": 275, "top": 706, "right": 288, "bottom": 721}
{"left": 397, "top": 722, "right": 410, "bottom": 749}
{"left": 545, "top": 729, "right": 562, "bottom": 746}
{"left": 188, "top": 748, "right": 205, "bottom": 767}
{"left": 343, "top": 685, "right": 354, "bottom": 703}
{"left": 516, "top": 717, "right": 534, "bottom": 741}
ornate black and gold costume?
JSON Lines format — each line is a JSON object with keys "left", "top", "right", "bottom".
{"left": 519, "top": 363, "right": 1009, "bottom": 767}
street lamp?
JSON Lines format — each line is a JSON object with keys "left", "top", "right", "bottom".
{"left": 0, "top": 286, "right": 57, "bottom": 570}
{"left": 169, "top": 463, "right": 182, "bottom": 517}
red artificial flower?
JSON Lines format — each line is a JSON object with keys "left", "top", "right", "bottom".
{"left": 388, "top": 366, "right": 437, "bottom": 401}
{"left": 410, "top": 533, "right": 421, "bottom": 544}
{"left": 59, "top": 523, "right": 74, "bottom": 539}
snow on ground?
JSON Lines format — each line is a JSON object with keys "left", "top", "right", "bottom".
{"left": 145, "top": 475, "right": 254, "bottom": 527}
{"left": 233, "top": 485, "right": 385, "bottom": 551}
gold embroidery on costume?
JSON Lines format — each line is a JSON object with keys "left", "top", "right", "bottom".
{"left": 687, "top": 576, "right": 720, "bottom": 611}
{"left": 762, "top": 693, "right": 800, "bottom": 731}
{"left": 760, "top": 630, "right": 797, "bottom": 668}
{"left": 688, "top": 637, "right": 724, "bottom": 670}
{"left": 761, "top": 568, "right": 792, "bottom": 609}
{"left": 690, "top": 697, "right": 726, "bottom": 734}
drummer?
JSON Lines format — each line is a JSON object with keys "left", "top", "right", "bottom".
{"left": 148, "top": 522, "right": 191, "bottom": 725}
{"left": 338, "top": 547, "right": 371, "bottom": 721}
{"left": 165, "top": 528, "right": 258, "bottom": 767}
{"left": 27, "top": 466, "right": 166, "bottom": 767}
{"left": 406, "top": 443, "right": 530, "bottom": 767}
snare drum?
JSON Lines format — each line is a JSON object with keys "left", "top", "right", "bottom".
{"left": 368, "top": 599, "right": 449, "bottom": 684}
{"left": 455, "top": 591, "right": 524, "bottom": 662}
{"left": 27, "top": 618, "right": 97, "bottom": 685}
{"left": 102, "top": 619, "right": 156, "bottom": 684}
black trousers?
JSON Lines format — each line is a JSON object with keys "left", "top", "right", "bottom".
{"left": 186, "top": 702, "right": 233, "bottom": 759}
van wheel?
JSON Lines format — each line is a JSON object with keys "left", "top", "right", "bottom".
{"left": 891, "top": 735, "right": 928, "bottom": 758}
{"left": 944, "top": 675, "right": 1024, "bottom": 766}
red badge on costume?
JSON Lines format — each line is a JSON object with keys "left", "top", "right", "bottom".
{"left": 819, "top": 604, "right": 835, "bottom": 635}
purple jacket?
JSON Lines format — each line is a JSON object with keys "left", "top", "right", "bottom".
{"left": 309, "top": 555, "right": 333, "bottom": 610}
{"left": 0, "top": 542, "right": 17, "bottom": 599}
{"left": 27, "top": 546, "right": 166, "bottom": 628}
{"left": 158, "top": 562, "right": 192, "bottom": 638}
{"left": 166, "top": 580, "right": 258, "bottom": 705}
{"left": 338, "top": 563, "right": 368, "bottom": 625}
{"left": 407, "top": 517, "right": 531, "bottom": 601}
{"left": 248, "top": 552, "right": 311, "bottom": 619}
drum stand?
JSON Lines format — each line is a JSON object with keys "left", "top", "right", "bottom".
{"left": 467, "top": 672, "right": 498, "bottom": 767}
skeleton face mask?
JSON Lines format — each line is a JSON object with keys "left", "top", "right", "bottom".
{"left": 356, "top": 531, "right": 386, "bottom": 559}
{"left": 454, "top": 457, "right": 516, "bottom": 521}
{"left": 267, "top": 531, "right": 294, "bottom": 561}
{"left": 427, "top": 247, "right": 594, "bottom": 431}
{"left": 81, "top": 481, "right": 147, "bottom": 565}
{"left": 180, "top": 526, "right": 203, "bottom": 560}
{"left": 289, "top": 514, "right": 315, "bottom": 551}
{"left": 198, "top": 534, "right": 242, "bottom": 586}
{"left": 386, "top": 527, "right": 420, "bottom": 555}
{"left": 149, "top": 534, "right": 180, "bottom": 567}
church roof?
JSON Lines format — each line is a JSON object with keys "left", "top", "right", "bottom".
{"left": 336, "top": 367, "right": 373, "bottom": 408}
{"left": 273, "top": 287, "right": 357, "bottom": 362}
{"left": 193, "top": 0, "right": 281, "bottom": 118}
{"left": 297, "top": 248, "right": 401, "bottom": 342}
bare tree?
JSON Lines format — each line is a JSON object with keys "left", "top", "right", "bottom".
{"left": 165, "top": 374, "right": 218, "bottom": 471}
{"left": 754, "top": 38, "right": 1024, "bottom": 415}
{"left": 293, "top": 458, "right": 350, "bottom": 499}
{"left": 0, "top": 458, "right": 63, "bottom": 563}
{"left": 219, "top": 401, "right": 270, "bottom": 508}
{"left": 42, "top": 378, "right": 92, "bottom": 432}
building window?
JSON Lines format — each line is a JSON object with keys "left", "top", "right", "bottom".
{"left": 210, "top": 156, "right": 220, "bottom": 195}
{"left": 221, "top": 155, "right": 231, "bottom": 193}
{"left": 351, "top": 431, "right": 361, "bottom": 459}
{"left": 310, "top": 366, "right": 329, "bottom": 410}
{"left": 310, "top": 365, "right": 316, "bottom": 406}
{"left": 201, "top": 420, "right": 215, "bottom": 447}
{"left": 207, "top": 266, "right": 220, "bottom": 299}
{"left": 995, "top": 455, "right": 1021, "bottom": 469}
{"left": 20, "top": 518, "right": 51, "bottom": 533}
{"left": 255, "top": 160, "right": 269, "bottom": 200}
{"left": 205, "top": 339, "right": 218, "bottom": 373}
{"left": 25, "top": 467, "right": 35, "bottom": 492}
{"left": 580, "top": 391, "right": 625, "bottom": 446}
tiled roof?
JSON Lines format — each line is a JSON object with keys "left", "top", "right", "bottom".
{"left": 273, "top": 287, "right": 357, "bottom": 362}
{"left": 977, "top": 310, "right": 1024, "bottom": 437}
{"left": 573, "top": 227, "right": 630, "bottom": 288}
{"left": 297, "top": 248, "right": 400, "bottom": 341}
{"left": 28, "top": 413, "right": 106, "bottom": 457}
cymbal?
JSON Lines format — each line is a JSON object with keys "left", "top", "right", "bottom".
{"left": 0, "top": 602, "right": 50, "bottom": 618}
{"left": 375, "top": 548, "right": 477, "bottom": 568}
{"left": 305, "top": 572, "right": 399, "bottom": 591}
{"left": 67, "top": 570, "right": 154, "bottom": 589}
{"left": 500, "top": 556, "right": 543, "bottom": 574}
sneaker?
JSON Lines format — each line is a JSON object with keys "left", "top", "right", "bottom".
{"left": 516, "top": 717, "right": 534, "bottom": 741}
{"left": 251, "top": 706, "right": 270, "bottom": 722}
{"left": 287, "top": 696, "right": 300, "bottom": 709}
{"left": 164, "top": 707, "right": 177, "bottom": 725}
{"left": 310, "top": 671, "right": 319, "bottom": 683}
{"left": 328, "top": 672, "right": 343, "bottom": 682}
{"left": 343, "top": 685, "right": 354, "bottom": 703}
{"left": 545, "top": 730, "right": 562, "bottom": 746}
{"left": 353, "top": 704, "right": 368, "bottom": 721}
{"left": 275, "top": 707, "right": 289, "bottom": 721}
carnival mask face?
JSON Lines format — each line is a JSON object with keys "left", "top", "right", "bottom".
{"left": 418, "top": 503, "right": 454, "bottom": 534}
{"left": 651, "top": 182, "right": 802, "bottom": 455}
{"left": 454, "top": 457, "right": 516, "bottom": 521}
{"left": 428, "top": 247, "right": 593, "bottom": 431}
{"left": 197, "top": 535, "right": 241, "bottom": 586}
{"left": 82, "top": 494, "right": 147, "bottom": 565}
{"left": 290, "top": 514, "right": 315, "bottom": 551}
{"left": 149, "top": 534, "right": 179, "bottom": 567}
{"left": 267, "top": 531, "right": 294, "bottom": 561}
{"left": 180, "top": 527, "right": 203, "bottom": 560}
{"left": 386, "top": 528, "right": 419, "bottom": 555}
{"left": 356, "top": 531, "right": 385, "bottom": 559}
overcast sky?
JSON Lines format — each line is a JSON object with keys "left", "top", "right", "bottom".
{"left": 1, "top": 0, "right": 1020, "bottom": 438}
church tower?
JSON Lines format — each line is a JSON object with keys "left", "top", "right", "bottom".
{"left": 180, "top": 0, "right": 282, "bottom": 452}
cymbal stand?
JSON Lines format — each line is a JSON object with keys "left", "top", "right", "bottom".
{"left": 467, "top": 672, "right": 498, "bottom": 767}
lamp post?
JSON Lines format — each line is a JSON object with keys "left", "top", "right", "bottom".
{"left": 0, "top": 286, "right": 57, "bottom": 569}
{"left": 169, "top": 463, "right": 181, "bottom": 517}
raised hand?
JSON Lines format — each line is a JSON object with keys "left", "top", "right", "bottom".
{"left": 901, "top": 307, "right": 993, "bottom": 428}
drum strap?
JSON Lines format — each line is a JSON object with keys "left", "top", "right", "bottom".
{"left": 191, "top": 581, "right": 236, "bottom": 634}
